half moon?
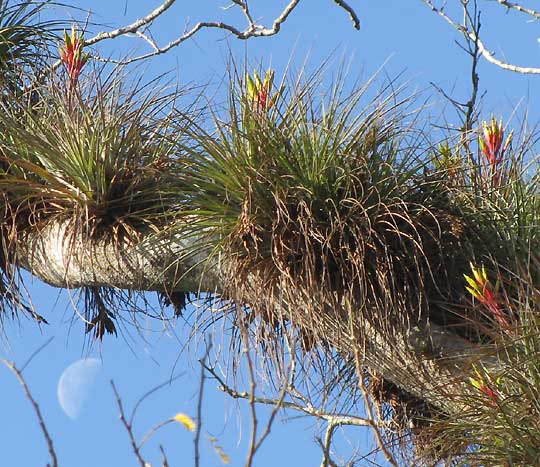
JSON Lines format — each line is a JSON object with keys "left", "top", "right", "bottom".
{"left": 57, "top": 358, "right": 102, "bottom": 420}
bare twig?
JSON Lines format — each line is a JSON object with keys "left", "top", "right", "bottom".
{"left": 3, "top": 359, "right": 58, "bottom": 467}
{"left": 206, "top": 358, "right": 397, "bottom": 465}
{"left": 318, "top": 422, "right": 338, "bottom": 467}
{"left": 138, "top": 418, "right": 175, "bottom": 449}
{"left": 78, "top": 0, "right": 359, "bottom": 65}
{"left": 159, "top": 445, "right": 170, "bottom": 467}
{"left": 195, "top": 342, "right": 212, "bottom": 467}
{"left": 460, "top": 0, "right": 481, "bottom": 137}
{"left": 20, "top": 336, "right": 54, "bottom": 372}
{"left": 115, "top": 373, "right": 186, "bottom": 452}
{"left": 111, "top": 380, "right": 147, "bottom": 467}
{"left": 129, "top": 373, "right": 184, "bottom": 426}
{"left": 348, "top": 317, "right": 399, "bottom": 467}
{"left": 243, "top": 332, "right": 259, "bottom": 467}
{"left": 495, "top": 0, "right": 540, "bottom": 19}
{"left": 422, "top": 0, "right": 540, "bottom": 74}
{"left": 357, "top": 372, "right": 399, "bottom": 467}
{"left": 204, "top": 363, "right": 371, "bottom": 426}
{"left": 85, "top": 0, "right": 177, "bottom": 46}
{"left": 332, "top": 0, "right": 361, "bottom": 29}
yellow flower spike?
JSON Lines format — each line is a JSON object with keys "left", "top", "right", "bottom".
{"left": 59, "top": 24, "right": 90, "bottom": 84}
{"left": 263, "top": 68, "right": 274, "bottom": 88}
{"left": 244, "top": 68, "right": 279, "bottom": 113}
{"left": 246, "top": 73, "right": 255, "bottom": 99}
{"left": 464, "top": 275, "right": 481, "bottom": 299}
{"left": 503, "top": 129, "right": 513, "bottom": 152}
{"left": 253, "top": 70, "right": 262, "bottom": 89}
{"left": 464, "top": 263, "right": 490, "bottom": 301}
{"left": 173, "top": 413, "right": 196, "bottom": 432}
{"left": 469, "top": 375, "right": 482, "bottom": 390}
{"left": 472, "top": 263, "right": 487, "bottom": 286}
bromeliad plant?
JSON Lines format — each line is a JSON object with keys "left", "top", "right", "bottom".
{"left": 479, "top": 117, "right": 512, "bottom": 187}
{"left": 171, "top": 63, "right": 503, "bottom": 432}
{"left": 0, "top": 66, "right": 193, "bottom": 239}
{"left": 0, "top": 0, "right": 65, "bottom": 320}
{"left": 419, "top": 264, "right": 540, "bottom": 466}
{"left": 464, "top": 263, "right": 512, "bottom": 333}
{"left": 0, "top": 0, "right": 61, "bottom": 86}
{"left": 59, "top": 25, "right": 90, "bottom": 85}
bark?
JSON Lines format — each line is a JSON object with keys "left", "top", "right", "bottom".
{"left": 16, "top": 219, "right": 219, "bottom": 291}
{"left": 13, "top": 218, "right": 490, "bottom": 414}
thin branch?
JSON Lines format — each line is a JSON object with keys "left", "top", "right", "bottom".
{"left": 85, "top": 0, "right": 177, "bottom": 46}
{"left": 203, "top": 364, "right": 371, "bottom": 426}
{"left": 132, "top": 31, "right": 160, "bottom": 52}
{"left": 3, "top": 360, "right": 58, "bottom": 467}
{"left": 129, "top": 373, "right": 184, "bottom": 426}
{"left": 242, "top": 327, "right": 259, "bottom": 467}
{"left": 461, "top": 0, "right": 481, "bottom": 136}
{"left": 20, "top": 336, "right": 54, "bottom": 373}
{"left": 195, "top": 342, "right": 212, "bottom": 467}
{"left": 319, "top": 422, "right": 338, "bottom": 467}
{"left": 251, "top": 364, "right": 289, "bottom": 455}
{"left": 138, "top": 418, "right": 175, "bottom": 449}
{"left": 422, "top": 0, "right": 540, "bottom": 74}
{"left": 160, "top": 445, "right": 170, "bottom": 467}
{"left": 230, "top": 0, "right": 256, "bottom": 30}
{"left": 111, "top": 380, "right": 147, "bottom": 467}
{"left": 332, "top": 0, "right": 360, "bottom": 29}
{"left": 349, "top": 317, "right": 399, "bottom": 467}
{"left": 357, "top": 372, "right": 399, "bottom": 467}
{"left": 495, "top": 0, "right": 540, "bottom": 19}
{"left": 81, "top": 0, "right": 359, "bottom": 65}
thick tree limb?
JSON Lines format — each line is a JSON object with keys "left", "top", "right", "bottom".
{"left": 11, "top": 218, "right": 494, "bottom": 415}
{"left": 15, "top": 219, "right": 218, "bottom": 292}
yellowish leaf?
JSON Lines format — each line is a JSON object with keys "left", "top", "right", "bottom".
{"left": 209, "top": 435, "right": 230, "bottom": 464}
{"left": 219, "top": 452, "right": 231, "bottom": 464}
{"left": 173, "top": 413, "right": 196, "bottom": 432}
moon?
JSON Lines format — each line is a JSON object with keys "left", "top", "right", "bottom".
{"left": 57, "top": 358, "right": 102, "bottom": 420}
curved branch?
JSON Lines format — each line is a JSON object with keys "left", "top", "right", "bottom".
{"left": 85, "top": 0, "right": 177, "bottom": 46}
{"left": 495, "top": 0, "right": 540, "bottom": 20}
{"left": 80, "top": 0, "right": 359, "bottom": 65}
{"left": 332, "top": 0, "right": 360, "bottom": 29}
{"left": 422, "top": 0, "right": 540, "bottom": 74}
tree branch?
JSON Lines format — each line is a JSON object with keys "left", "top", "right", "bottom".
{"left": 495, "top": 0, "right": 540, "bottom": 19}
{"left": 11, "top": 217, "right": 497, "bottom": 415}
{"left": 15, "top": 219, "right": 219, "bottom": 292}
{"left": 332, "top": 0, "right": 360, "bottom": 29}
{"left": 3, "top": 359, "right": 58, "bottom": 467}
{"left": 80, "top": 0, "right": 359, "bottom": 65}
{"left": 111, "top": 380, "right": 148, "bottom": 467}
{"left": 422, "top": 0, "right": 540, "bottom": 74}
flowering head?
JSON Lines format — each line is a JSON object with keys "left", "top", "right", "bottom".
{"left": 464, "top": 263, "right": 511, "bottom": 331}
{"left": 245, "top": 69, "right": 278, "bottom": 113}
{"left": 479, "top": 117, "right": 512, "bottom": 184}
{"left": 59, "top": 25, "right": 90, "bottom": 84}
{"left": 433, "top": 142, "right": 461, "bottom": 181}
{"left": 470, "top": 365, "right": 501, "bottom": 407}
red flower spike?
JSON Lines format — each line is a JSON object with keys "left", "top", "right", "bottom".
{"left": 245, "top": 69, "right": 279, "bottom": 113}
{"left": 479, "top": 117, "right": 513, "bottom": 186}
{"left": 470, "top": 365, "right": 502, "bottom": 407}
{"left": 59, "top": 25, "right": 90, "bottom": 84}
{"left": 464, "top": 263, "right": 511, "bottom": 331}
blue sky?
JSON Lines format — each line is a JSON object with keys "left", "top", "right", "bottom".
{"left": 1, "top": 1, "right": 540, "bottom": 466}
